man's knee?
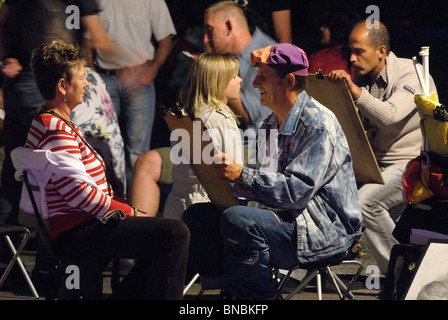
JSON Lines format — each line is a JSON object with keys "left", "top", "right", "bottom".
{"left": 220, "top": 206, "right": 255, "bottom": 241}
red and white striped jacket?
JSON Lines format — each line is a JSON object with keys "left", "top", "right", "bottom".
{"left": 24, "top": 113, "right": 132, "bottom": 241}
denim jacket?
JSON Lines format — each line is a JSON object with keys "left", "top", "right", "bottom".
{"left": 234, "top": 90, "right": 363, "bottom": 263}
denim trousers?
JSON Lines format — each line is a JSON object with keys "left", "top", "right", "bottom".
{"left": 51, "top": 216, "right": 190, "bottom": 300}
{"left": 102, "top": 75, "right": 156, "bottom": 190}
{"left": 221, "top": 205, "right": 300, "bottom": 300}
{"left": 358, "top": 163, "right": 407, "bottom": 274}
{"left": 183, "top": 203, "right": 299, "bottom": 299}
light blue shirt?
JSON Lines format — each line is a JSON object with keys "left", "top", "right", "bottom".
{"left": 238, "top": 28, "right": 276, "bottom": 135}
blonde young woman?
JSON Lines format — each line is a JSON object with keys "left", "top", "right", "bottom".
{"left": 130, "top": 53, "right": 243, "bottom": 220}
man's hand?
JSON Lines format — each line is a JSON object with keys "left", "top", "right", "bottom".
{"left": 138, "top": 62, "right": 159, "bottom": 85}
{"left": 213, "top": 151, "right": 243, "bottom": 183}
{"left": 138, "top": 35, "right": 172, "bottom": 85}
{"left": 328, "top": 69, "right": 362, "bottom": 100}
{"left": 1, "top": 58, "right": 22, "bottom": 78}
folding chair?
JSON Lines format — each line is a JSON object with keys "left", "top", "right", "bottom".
{"left": 183, "top": 273, "right": 200, "bottom": 296}
{"left": 0, "top": 224, "right": 39, "bottom": 298}
{"left": 277, "top": 259, "right": 363, "bottom": 300}
{"left": 22, "top": 171, "right": 107, "bottom": 300}
{"left": 183, "top": 273, "right": 234, "bottom": 300}
{"left": 20, "top": 171, "right": 64, "bottom": 299}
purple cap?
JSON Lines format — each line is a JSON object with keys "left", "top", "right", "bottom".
{"left": 251, "top": 44, "right": 309, "bottom": 76}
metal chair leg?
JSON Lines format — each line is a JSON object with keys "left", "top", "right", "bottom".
{"left": 325, "top": 267, "right": 344, "bottom": 299}
{"left": 183, "top": 273, "right": 200, "bottom": 296}
{"left": 279, "top": 260, "right": 364, "bottom": 300}
{"left": 283, "top": 269, "right": 319, "bottom": 300}
{"left": 0, "top": 231, "right": 39, "bottom": 299}
{"left": 316, "top": 272, "right": 322, "bottom": 300}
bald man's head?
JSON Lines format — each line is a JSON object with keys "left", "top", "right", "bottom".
{"left": 351, "top": 20, "right": 390, "bottom": 54}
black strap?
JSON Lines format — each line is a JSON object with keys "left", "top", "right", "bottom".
{"left": 39, "top": 110, "right": 112, "bottom": 196}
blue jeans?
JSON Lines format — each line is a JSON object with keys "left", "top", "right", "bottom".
{"left": 221, "top": 206, "right": 299, "bottom": 300}
{"left": 1, "top": 70, "right": 43, "bottom": 223}
{"left": 102, "top": 75, "right": 156, "bottom": 190}
{"left": 183, "top": 203, "right": 296, "bottom": 297}
{"left": 184, "top": 203, "right": 349, "bottom": 299}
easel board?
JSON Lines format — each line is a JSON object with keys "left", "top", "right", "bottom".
{"left": 164, "top": 111, "right": 240, "bottom": 211}
{"left": 306, "top": 74, "right": 384, "bottom": 184}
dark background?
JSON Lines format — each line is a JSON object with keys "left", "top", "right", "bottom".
{"left": 290, "top": 0, "right": 448, "bottom": 103}
{"left": 153, "top": 0, "right": 448, "bottom": 148}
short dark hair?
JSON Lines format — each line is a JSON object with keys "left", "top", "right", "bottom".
{"left": 271, "top": 66, "right": 308, "bottom": 92}
{"left": 292, "top": 76, "right": 308, "bottom": 91}
{"left": 31, "top": 40, "right": 85, "bottom": 100}
{"left": 355, "top": 20, "right": 390, "bottom": 54}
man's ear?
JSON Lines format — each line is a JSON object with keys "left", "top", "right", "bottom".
{"left": 284, "top": 73, "right": 295, "bottom": 90}
{"left": 377, "top": 45, "right": 387, "bottom": 60}
{"left": 225, "top": 19, "right": 232, "bottom": 35}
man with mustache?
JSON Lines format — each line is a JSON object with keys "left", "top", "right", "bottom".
{"left": 329, "top": 21, "right": 437, "bottom": 275}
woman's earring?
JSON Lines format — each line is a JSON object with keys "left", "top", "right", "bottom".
{"left": 63, "top": 96, "right": 67, "bottom": 102}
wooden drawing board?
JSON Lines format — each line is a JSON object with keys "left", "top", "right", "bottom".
{"left": 306, "top": 74, "right": 384, "bottom": 184}
{"left": 164, "top": 111, "right": 240, "bottom": 211}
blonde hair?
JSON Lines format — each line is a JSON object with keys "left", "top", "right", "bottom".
{"left": 179, "top": 52, "right": 239, "bottom": 120}
{"left": 205, "top": 1, "right": 249, "bottom": 32}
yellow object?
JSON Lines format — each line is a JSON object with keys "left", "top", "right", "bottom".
{"left": 415, "top": 92, "right": 440, "bottom": 117}
{"left": 407, "top": 179, "right": 434, "bottom": 204}
{"left": 405, "top": 92, "right": 443, "bottom": 204}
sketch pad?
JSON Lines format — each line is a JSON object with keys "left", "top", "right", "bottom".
{"left": 164, "top": 111, "right": 240, "bottom": 211}
{"left": 306, "top": 74, "right": 384, "bottom": 184}
{"left": 403, "top": 239, "right": 448, "bottom": 300}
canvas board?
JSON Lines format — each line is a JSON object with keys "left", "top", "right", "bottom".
{"left": 306, "top": 74, "right": 384, "bottom": 184}
{"left": 164, "top": 111, "right": 240, "bottom": 211}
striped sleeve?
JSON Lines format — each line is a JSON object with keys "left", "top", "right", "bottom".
{"left": 27, "top": 114, "right": 133, "bottom": 219}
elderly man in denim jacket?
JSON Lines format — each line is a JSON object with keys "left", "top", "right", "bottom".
{"left": 213, "top": 43, "right": 364, "bottom": 300}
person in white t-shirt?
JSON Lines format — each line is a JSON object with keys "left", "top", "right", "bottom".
{"left": 86, "top": 0, "right": 176, "bottom": 194}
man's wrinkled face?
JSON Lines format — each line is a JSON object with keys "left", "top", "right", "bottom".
{"left": 252, "top": 64, "right": 284, "bottom": 109}
{"left": 204, "top": 12, "right": 231, "bottom": 54}
{"left": 348, "top": 28, "right": 381, "bottom": 77}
